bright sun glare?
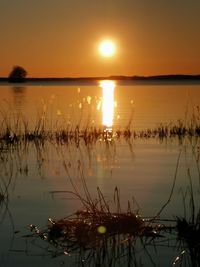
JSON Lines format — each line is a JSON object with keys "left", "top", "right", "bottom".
{"left": 100, "top": 80, "right": 115, "bottom": 128}
{"left": 99, "top": 40, "right": 116, "bottom": 57}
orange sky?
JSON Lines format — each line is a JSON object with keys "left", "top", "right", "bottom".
{"left": 0, "top": 0, "right": 200, "bottom": 77}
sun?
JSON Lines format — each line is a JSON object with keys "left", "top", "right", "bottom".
{"left": 99, "top": 39, "right": 116, "bottom": 58}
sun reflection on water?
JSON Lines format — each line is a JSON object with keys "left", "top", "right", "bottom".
{"left": 100, "top": 80, "right": 115, "bottom": 130}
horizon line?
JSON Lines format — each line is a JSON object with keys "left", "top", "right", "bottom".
{"left": 0, "top": 74, "right": 200, "bottom": 80}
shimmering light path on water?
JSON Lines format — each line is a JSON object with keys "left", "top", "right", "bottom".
{"left": 100, "top": 80, "right": 115, "bottom": 128}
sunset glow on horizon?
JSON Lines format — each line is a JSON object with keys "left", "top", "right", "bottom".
{"left": 0, "top": 1, "right": 200, "bottom": 77}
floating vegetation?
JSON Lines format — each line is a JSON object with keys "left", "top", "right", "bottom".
{"left": 41, "top": 210, "right": 166, "bottom": 249}
{"left": 26, "top": 186, "right": 200, "bottom": 266}
{"left": 27, "top": 187, "right": 176, "bottom": 266}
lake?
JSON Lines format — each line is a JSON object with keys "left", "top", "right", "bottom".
{"left": 0, "top": 81, "right": 200, "bottom": 267}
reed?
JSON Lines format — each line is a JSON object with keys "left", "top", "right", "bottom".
{"left": 175, "top": 169, "right": 200, "bottom": 267}
{"left": 0, "top": 119, "right": 199, "bottom": 148}
{"left": 0, "top": 103, "right": 200, "bottom": 147}
{"left": 28, "top": 181, "right": 175, "bottom": 261}
{"left": 25, "top": 149, "right": 200, "bottom": 266}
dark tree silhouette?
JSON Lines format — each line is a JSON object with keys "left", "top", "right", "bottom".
{"left": 8, "top": 65, "right": 27, "bottom": 83}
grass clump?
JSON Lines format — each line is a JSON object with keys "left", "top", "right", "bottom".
{"left": 175, "top": 176, "right": 200, "bottom": 267}
{"left": 176, "top": 216, "right": 200, "bottom": 266}
{"left": 28, "top": 186, "right": 171, "bottom": 262}
{"left": 46, "top": 211, "right": 144, "bottom": 249}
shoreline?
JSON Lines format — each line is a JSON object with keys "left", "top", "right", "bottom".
{"left": 1, "top": 74, "right": 200, "bottom": 86}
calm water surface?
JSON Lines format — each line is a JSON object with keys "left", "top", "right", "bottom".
{"left": 0, "top": 81, "right": 200, "bottom": 266}
{"left": 1, "top": 81, "right": 200, "bottom": 129}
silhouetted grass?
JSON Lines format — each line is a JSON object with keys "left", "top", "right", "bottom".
{"left": 27, "top": 186, "right": 173, "bottom": 267}
{"left": 0, "top": 119, "right": 200, "bottom": 148}
{"left": 27, "top": 182, "right": 200, "bottom": 266}
{"left": 24, "top": 146, "right": 200, "bottom": 267}
{"left": 175, "top": 170, "right": 200, "bottom": 267}
{"left": 0, "top": 103, "right": 200, "bottom": 146}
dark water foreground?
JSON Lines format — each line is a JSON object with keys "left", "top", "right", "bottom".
{"left": 0, "top": 132, "right": 200, "bottom": 267}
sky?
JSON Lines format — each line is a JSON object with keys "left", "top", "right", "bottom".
{"left": 0, "top": 0, "right": 200, "bottom": 77}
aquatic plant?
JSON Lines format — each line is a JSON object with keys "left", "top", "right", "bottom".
{"left": 175, "top": 169, "right": 200, "bottom": 267}
{"left": 28, "top": 186, "right": 172, "bottom": 267}
{"left": 0, "top": 101, "right": 200, "bottom": 147}
{"left": 23, "top": 146, "right": 200, "bottom": 267}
